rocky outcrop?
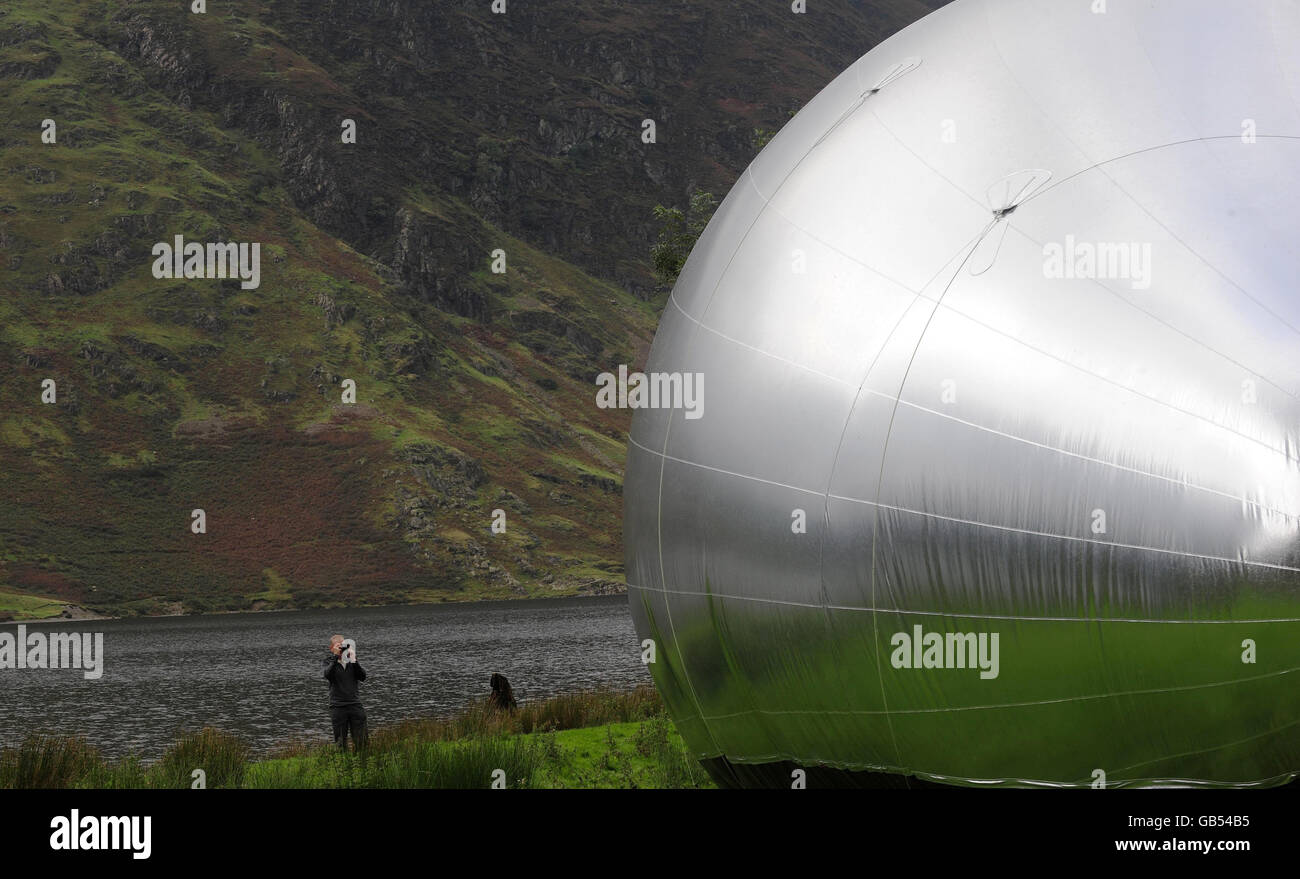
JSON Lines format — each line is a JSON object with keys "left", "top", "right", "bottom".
{"left": 401, "top": 441, "right": 487, "bottom": 506}
{"left": 391, "top": 207, "right": 487, "bottom": 320}
{"left": 99, "top": 0, "right": 939, "bottom": 311}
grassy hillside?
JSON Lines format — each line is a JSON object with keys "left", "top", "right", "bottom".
{"left": 0, "top": 0, "right": 943, "bottom": 618}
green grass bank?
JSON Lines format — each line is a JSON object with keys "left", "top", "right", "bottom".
{"left": 0, "top": 685, "right": 715, "bottom": 789}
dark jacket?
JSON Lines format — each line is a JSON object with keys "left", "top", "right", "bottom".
{"left": 323, "top": 655, "right": 368, "bottom": 706}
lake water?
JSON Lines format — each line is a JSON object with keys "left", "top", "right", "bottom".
{"left": 0, "top": 596, "right": 650, "bottom": 759}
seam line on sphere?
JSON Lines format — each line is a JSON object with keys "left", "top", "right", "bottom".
{"left": 627, "top": 438, "right": 1300, "bottom": 574}
{"left": 685, "top": 664, "right": 1300, "bottom": 717}
{"left": 625, "top": 581, "right": 1300, "bottom": 624}
{"left": 657, "top": 167, "right": 777, "bottom": 760}
{"left": 1106, "top": 714, "right": 1300, "bottom": 778}
{"left": 712, "top": 752, "right": 1298, "bottom": 787}
{"left": 869, "top": 238, "right": 992, "bottom": 773}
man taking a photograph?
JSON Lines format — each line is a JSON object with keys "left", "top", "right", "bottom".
{"left": 323, "top": 634, "right": 369, "bottom": 751}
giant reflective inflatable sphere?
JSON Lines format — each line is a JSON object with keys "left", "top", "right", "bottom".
{"left": 625, "top": 0, "right": 1300, "bottom": 788}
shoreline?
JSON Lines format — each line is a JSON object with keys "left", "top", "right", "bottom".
{"left": 0, "top": 590, "right": 631, "bottom": 626}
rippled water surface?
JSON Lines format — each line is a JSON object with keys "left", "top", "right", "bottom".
{"left": 0, "top": 596, "right": 648, "bottom": 759}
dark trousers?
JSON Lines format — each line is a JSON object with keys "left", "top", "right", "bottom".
{"left": 330, "top": 703, "right": 368, "bottom": 751}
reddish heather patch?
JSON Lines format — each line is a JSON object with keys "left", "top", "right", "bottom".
{"left": 330, "top": 403, "right": 384, "bottom": 421}
{"left": 304, "top": 403, "right": 389, "bottom": 436}
{"left": 309, "top": 232, "right": 382, "bottom": 289}
{"left": 189, "top": 425, "right": 423, "bottom": 592}
{"left": 19, "top": 347, "right": 59, "bottom": 364}
{"left": 175, "top": 417, "right": 257, "bottom": 441}
{"left": 465, "top": 325, "right": 508, "bottom": 349}
{"left": 5, "top": 564, "right": 82, "bottom": 602}
{"left": 717, "top": 96, "right": 762, "bottom": 116}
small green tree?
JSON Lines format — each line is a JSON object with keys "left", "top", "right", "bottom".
{"left": 650, "top": 190, "right": 718, "bottom": 288}
{"left": 753, "top": 127, "right": 777, "bottom": 151}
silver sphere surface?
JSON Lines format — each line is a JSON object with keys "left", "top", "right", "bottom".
{"left": 624, "top": 0, "right": 1300, "bottom": 787}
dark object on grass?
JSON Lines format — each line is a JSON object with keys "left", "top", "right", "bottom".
{"left": 488, "top": 673, "right": 517, "bottom": 712}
